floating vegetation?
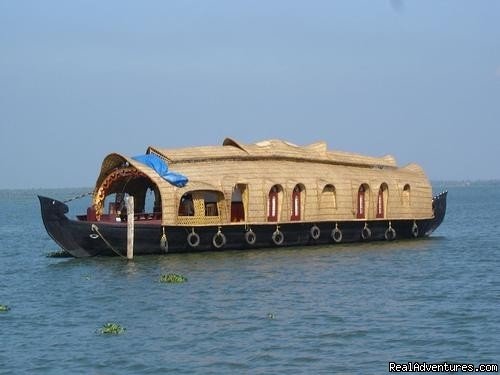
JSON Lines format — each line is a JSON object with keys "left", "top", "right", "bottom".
{"left": 99, "top": 322, "right": 125, "bottom": 335}
{"left": 159, "top": 273, "right": 188, "bottom": 283}
{"left": 0, "top": 304, "right": 10, "bottom": 312}
{"left": 46, "top": 250, "right": 72, "bottom": 258}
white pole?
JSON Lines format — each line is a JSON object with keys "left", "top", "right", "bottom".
{"left": 126, "top": 196, "right": 134, "bottom": 260}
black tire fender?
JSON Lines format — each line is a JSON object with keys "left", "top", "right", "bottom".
{"left": 385, "top": 226, "right": 396, "bottom": 241}
{"left": 361, "top": 224, "right": 371, "bottom": 240}
{"left": 331, "top": 226, "right": 342, "bottom": 243}
{"left": 310, "top": 225, "right": 321, "bottom": 240}
{"left": 411, "top": 222, "right": 419, "bottom": 238}
{"left": 272, "top": 229, "right": 284, "bottom": 246}
{"left": 245, "top": 229, "right": 256, "bottom": 245}
{"left": 212, "top": 231, "right": 226, "bottom": 249}
{"left": 187, "top": 231, "right": 200, "bottom": 248}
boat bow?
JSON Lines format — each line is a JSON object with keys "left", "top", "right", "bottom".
{"left": 38, "top": 196, "right": 92, "bottom": 257}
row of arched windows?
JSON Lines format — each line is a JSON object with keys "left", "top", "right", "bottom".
{"left": 176, "top": 182, "right": 411, "bottom": 223}
{"left": 267, "top": 183, "right": 411, "bottom": 222}
{"left": 267, "top": 184, "right": 306, "bottom": 222}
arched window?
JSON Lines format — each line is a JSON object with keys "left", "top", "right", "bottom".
{"left": 178, "top": 190, "right": 223, "bottom": 217}
{"left": 203, "top": 191, "right": 220, "bottom": 216}
{"left": 178, "top": 193, "right": 194, "bottom": 216}
{"left": 357, "top": 184, "right": 369, "bottom": 219}
{"left": 176, "top": 190, "right": 225, "bottom": 225}
{"left": 231, "top": 184, "right": 247, "bottom": 222}
{"left": 290, "top": 185, "right": 303, "bottom": 221}
{"left": 377, "top": 183, "right": 388, "bottom": 218}
{"left": 403, "top": 184, "right": 411, "bottom": 207}
{"left": 320, "top": 184, "right": 337, "bottom": 217}
{"left": 268, "top": 185, "right": 280, "bottom": 222}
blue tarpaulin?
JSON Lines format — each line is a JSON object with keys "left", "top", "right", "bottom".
{"left": 132, "top": 154, "right": 188, "bottom": 187}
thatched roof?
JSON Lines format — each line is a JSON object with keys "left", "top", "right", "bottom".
{"left": 147, "top": 137, "right": 397, "bottom": 168}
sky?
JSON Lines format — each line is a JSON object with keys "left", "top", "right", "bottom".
{"left": 1, "top": 0, "right": 499, "bottom": 189}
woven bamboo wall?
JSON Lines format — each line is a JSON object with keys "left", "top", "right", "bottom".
{"left": 93, "top": 139, "right": 434, "bottom": 226}
{"left": 162, "top": 159, "right": 433, "bottom": 225}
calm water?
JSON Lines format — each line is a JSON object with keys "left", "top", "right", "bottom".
{"left": 1, "top": 184, "right": 499, "bottom": 374}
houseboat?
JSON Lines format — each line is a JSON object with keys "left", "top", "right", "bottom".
{"left": 39, "top": 138, "right": 447, "bottom": 257}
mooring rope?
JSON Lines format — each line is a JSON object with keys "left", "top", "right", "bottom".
{"left": 63, "top": 191, "right": 93, "bottom": 203}
{"left": 91, "top": 224, "right": 127, "bottom": 259}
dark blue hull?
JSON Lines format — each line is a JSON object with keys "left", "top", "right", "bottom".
{"left": 38, "top": 192, "right": 447, "bottom": 258}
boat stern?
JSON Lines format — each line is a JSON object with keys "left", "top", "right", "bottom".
{"left": 426, "top": 191, "right": 448, "bottom": 235}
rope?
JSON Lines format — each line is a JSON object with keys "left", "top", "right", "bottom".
{"left": 91, "top": 224, "right": 127, "bottom": 259}
{"left": 63, "top": 191, "right": 93, "bottom": 203}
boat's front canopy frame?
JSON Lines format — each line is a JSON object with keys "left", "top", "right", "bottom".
{"left": 92, "top": 153, "right": 171, "bottom": 221}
